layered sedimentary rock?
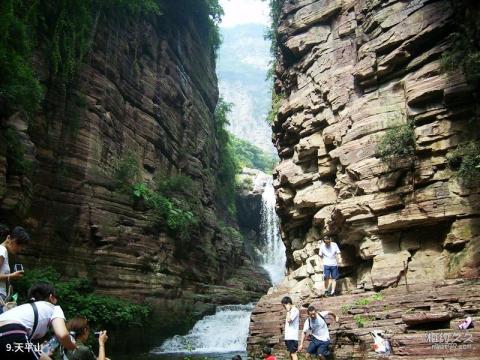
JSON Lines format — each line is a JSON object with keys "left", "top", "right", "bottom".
{"left": 0, "top": 8, "right": 269, "bottom": 323}
{"left": 248, "top": 279, "right": 480, "bottom": 359}
{"left": 247, "top": 0, "right": 479, "bottom": 357}
{"left": 271, "top": 0, "right": 479, "bottom": 293}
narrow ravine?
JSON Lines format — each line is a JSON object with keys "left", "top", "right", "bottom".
{"left": 152, "top": 180, "right": 285, "bottom": 359}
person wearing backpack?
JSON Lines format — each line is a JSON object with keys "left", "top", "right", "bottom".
{"left": 0, "top": 282, "right": 76, "bottom": 359}
{"left": 299, "top": 305, "right": 338, "bottom": 360}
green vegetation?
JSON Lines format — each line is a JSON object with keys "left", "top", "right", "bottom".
{"left": 353, "top": 314, "right": 375, "bottom": 328}
{"left": 112, "top": 151, "right": 200, "bottom": 242}
{"left": 219, "top": 222, "right": 242, "bottom": 242}
{"left": 442, "top": 32, "right": 480, "bottom": 84}
{"left": 267, "top": 92, "right": 284, "bottom": 125}
{"left": 441, "top": 3, "right": 480, "bottom": 183}
{"left": 205, "top": 0, "right": 224, "bottom": 56}
{"left": 340, "top": 303, "right": 352, "bottom": 315}
{"left": 263, "top": 0, "right": 285, "bottom": 57}
{"left": 0, "top": 0, "right": 44, "bottom": 115}
{"left": 447, "top": 141, "right": 480, "bottom": 182}
{"left": 215, "top": 98, "right": 240, "bottom": 216}
{"left": 3, "top": 127, "right": 32, "bottom": 174}
{"left": 0, "top": 0, "right": 222, "bottom": 117}
{"left": 263, "top": 0, "right": 286, "bottom": 125}
{"left": 113, "top": 152, "right": 141, "bottom": 192}
{"left": 160, "top": 1, "right": 223, "bottom": 57}
{"left": 132, "top": 180, "right": 198, "bottom": 237}
{"left": 231, "top": 135, "right": 277, "bottom": 173}
{"left": 236, "top": 175, "right": 254, "bottom": 191}
{"left": 377, "top": 121, "right": 416, "bottom": 161}
{"left": 341, "top": 293, "right": 383, "bottom": 314}
{"left": 354, "top": 292, "right": 383, "bottom": 305}
{"left": 16, "top": 267, "right": 150, "bottom": 329}
{"left": 441, "top": 1, "right": 480, "bottom": 86}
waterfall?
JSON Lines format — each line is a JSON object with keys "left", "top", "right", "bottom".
{"left": 153, "top": 304, "right": 254, "bottom": 356}
{"left": 258, "top": 177, "right": 286, "bottom": 285}
{"left": 152, "top": 177, "right": 286, "bottom": 359}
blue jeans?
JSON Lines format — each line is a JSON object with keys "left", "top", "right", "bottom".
{"left": 307, "top": 337, "right": 331, "bottom": 357}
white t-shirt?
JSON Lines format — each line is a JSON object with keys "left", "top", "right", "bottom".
{"left": 284, "top": 306, "right": 299, "bottom": 340}
{"left": 303, "top": 311, "right": 330, "bottom": 341}
{"left": 0, "top": 244, "right": 10, "bottom": 297}
{"left": 0, "top": 301, "right": 65, "bottom": 339}
{"left": 319, "top": 242, "right": 340, "bottom": 266}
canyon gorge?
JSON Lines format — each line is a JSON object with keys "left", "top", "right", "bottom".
{"left": 0, "top": 0, "right": 479, "bottom": 359}
{"left": 248, "top": 0, "right": 479, "bottom": 358}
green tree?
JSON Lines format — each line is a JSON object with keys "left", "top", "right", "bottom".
{"left": 231, "top": 135, "right": 277, "bottom": 173}
{"left": 215, "top": 98, "right": 239, "bottom": 216}
{"left": 15, "top": 267, "right": 150, "bottom": 329}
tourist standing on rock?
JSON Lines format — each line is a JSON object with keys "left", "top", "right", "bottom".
{"left": 319, "top": 235, "right": 341, "bottom": 296}
{"left": 281, "top": 296, "right": 299, "bottom": 360}
{"left": 299, "top": 305, "right": 338, "bottom": 360}
{"left": 0, "top": 226, "right": 30, "bottom": 311}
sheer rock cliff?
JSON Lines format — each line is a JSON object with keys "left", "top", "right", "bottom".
{"left": 0, "top": 7, "right": 269, "bottom": 326}
{"left": 248, "top": 0, "right": 479, "bottom": 358}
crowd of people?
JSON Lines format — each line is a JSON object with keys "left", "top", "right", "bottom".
{"left": 1, "top": 224, "right": 342, "bottom": 360}
{"left": 0, "top": 225, "right": 109, "bottom": 360}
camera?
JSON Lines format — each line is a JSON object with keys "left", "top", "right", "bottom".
{"left": 94, "top": 331, "right": 102, "bottom": 338}
{"left": 14, "top": 264, "right": 24, "bottom": 272}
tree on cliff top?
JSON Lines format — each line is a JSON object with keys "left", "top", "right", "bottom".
{"left": 0, "top": 0, "right": 223, "bottom": 117}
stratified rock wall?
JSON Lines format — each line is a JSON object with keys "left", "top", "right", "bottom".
{"left": 0, "top": 8, "right": 269, "bottom": 322}
{"left": 248, "top": 279, "right": 480, "bottom": 359}
{"left": 271, "top": 0, "right": 480, "bottom": 293}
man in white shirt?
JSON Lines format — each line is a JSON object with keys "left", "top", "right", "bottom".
{"left": 319, "top": 235, "right": 341, "bottom": 296}
{"left": 299, "top": 305, "right": 338, "bottom": 359}
{"left": 281, "top": 296, "right": 299, "bottom": 360}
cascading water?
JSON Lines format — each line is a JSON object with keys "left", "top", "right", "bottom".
{"left": 153, "top": 177, "right": 286, "bottom": 359}
{"left": 153, "top": 304, "right": 254, "bottom": 357}
{"left": 258, "top": 177, "right": 287, "bottom": 285}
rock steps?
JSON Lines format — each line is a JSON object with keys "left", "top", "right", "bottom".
{"left": 247, "top": 279, "right": 480, "bottom": 359}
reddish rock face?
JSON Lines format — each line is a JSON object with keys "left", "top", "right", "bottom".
{"left": 0, "top": 9, "right": 269, "bottom": 323}
{"left": 270, "top": 0, "right": 480, "bottom": 293}
{"left": 248, "top": 280, "right": 480, "bottom": 359}
{"left": 251, "top": 0, "right": 480, "bottom": 357}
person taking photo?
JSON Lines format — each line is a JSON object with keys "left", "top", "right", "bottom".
{"left": 66, "top": 316, "right": 109, "bottom": 360}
